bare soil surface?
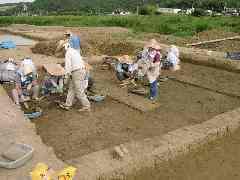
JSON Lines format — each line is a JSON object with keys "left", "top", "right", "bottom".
{"left": 2, "top": 24, "right": 130, "bottom": 41}
{"left": 32, "top": 65, "right": 240, "bottom": 161}
{"left": 1, "top": 27, "right": 240, "bottom": 174}
{"left": 0, "top": 46, "right": 63, "bottom": 66}
{"left": 135, "top": 129, "right": 240, "bottom": 180}
{"left": 3, "top": 25, "right": 240, "bottom": 59}
{"left": 166, "top": 62, "right": 240, "bottom": 98}
{"left": 133, "top": 29, "right": 240, "bottom": 52}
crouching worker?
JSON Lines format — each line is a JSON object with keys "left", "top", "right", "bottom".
{"left": 162, "top": 45, "right": 180, "bottom": 71}
{"left": 59, "top": 42, "right": 91, "bottom": 112}
{"left": 12, "top": 62, "right": 39, "bottom": 106}
{"left": 145, "top": 40, "right": 162, "bottom": 100}
{"left": 42, "top": 64, "right": 65, "bottom": 95}
{"left": 0, "top": 58, "right": 18, "bottom": 84}
{"left": 115, "top": 55, "right": 138, "bottom": 81}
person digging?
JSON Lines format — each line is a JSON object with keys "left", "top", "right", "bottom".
{"left": 12, "top": 59, "right": 39, "bottom": 108}
{"left": 41, "top": 63, "right": 65, "bottom": 95}
{"left": 115, "top": 55, "right": 138, "bottom": 87}
{"left": 58, "top": 42, "right": 91, "bottom": 112}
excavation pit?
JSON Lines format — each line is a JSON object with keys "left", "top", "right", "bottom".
{"left": 3, "top": 63, "right": 240, "bottom": 162}
{"left": 1, "top": 25, "right": 240, "bottom": 179}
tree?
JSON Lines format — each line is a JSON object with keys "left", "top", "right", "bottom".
{"left": 139, "top": 4, "right": 158, "bottom": 15}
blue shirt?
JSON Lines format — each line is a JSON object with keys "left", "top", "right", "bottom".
{"left": 70, "top": 35, "right": 81, "bottom": 50}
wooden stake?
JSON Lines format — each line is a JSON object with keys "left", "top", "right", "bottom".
{"left": 187, "top": 36, "right": 240, "bottom": 46}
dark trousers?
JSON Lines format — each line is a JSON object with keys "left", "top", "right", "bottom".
{"left": 150, "top": 80, "right": 158, "bottom": 98}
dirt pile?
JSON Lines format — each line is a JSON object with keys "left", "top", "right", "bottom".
{"left": 31, "top": 38, "right": 141, "bottom": 58}
{"left": 31, "top": 40, "right": 60, "bottom": 56}
{"left": 91, "top": 38, "right": 141, "bottom": 56}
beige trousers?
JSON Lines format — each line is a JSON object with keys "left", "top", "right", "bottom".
{"left": 65, "top": 69, "right": 90, "bottom": 108}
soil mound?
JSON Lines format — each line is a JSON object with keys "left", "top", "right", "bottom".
{"left": 31, "top": 38, "right": 141, "bottom": 58}
{"left": 31, "top": 40, "right": 60, "bottom": 56}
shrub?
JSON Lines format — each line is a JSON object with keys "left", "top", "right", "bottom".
{"left": 194, "top": 22, "right": 210, "bottom": 33}
{"left": 139, "top": 5, "right": 158, "bottom": 15}
{"left": 0, "top": 15, "right": 239, "bottom": 36}
{"left": 191, "top": 8, "right": 206, "bottom": 17}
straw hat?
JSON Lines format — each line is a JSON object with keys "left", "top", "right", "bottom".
{"left": 118, "top": 55, "right": 134, "bottom": 64}
{"left": 23, "top": 64, "right": 33, "bottom": 75}
{"left": 144, "top": 39, "right": 161, "bottom": 50}
{"left": 43, "top": 63, "right": 65, "bottom": 76}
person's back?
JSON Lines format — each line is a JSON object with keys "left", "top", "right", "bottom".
{"left": 0, "top": 70, "right": 19, "bottom": 83}
{"left": 65, "top": 48, "right": 85, "bottom": 74}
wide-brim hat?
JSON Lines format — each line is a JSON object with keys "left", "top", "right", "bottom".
{"left": 144, "top": 39, "right": 161, "bottom": 50}
{"left": 43, "top": 63, "right": 65, "bottom": 76}
{"left": 23, "top": 64, "right": 33, "bottom": 75}
{"left": 118, "top": 55, "right": 134, "bottom": 64}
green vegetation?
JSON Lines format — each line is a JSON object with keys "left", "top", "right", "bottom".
{"left": 139, "top": 5, "right": 159, "bottom": 15}
{"left": 30, "top": 0, "right": 240, "bottom": 15}
{"left": 0, "top": 15, "right": 239, "bottom": 37}
{"left": 0, "top": 6, "right": 16, "bottom": 12}
{"left": 2, "top": 0, "right": 239, "bottom": 16}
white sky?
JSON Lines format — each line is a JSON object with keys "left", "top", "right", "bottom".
{"left": 0, "top": 0, "right": 33, "bottom": 4}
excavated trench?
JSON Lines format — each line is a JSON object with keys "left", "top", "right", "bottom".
{"left": 3, "top": 62, "right": 240, "bottom": 163}
{"left": 132, "top": 128, "right": 240, "bottom": 180}
{"left": 1, "top": 29, "right": 240, "bottom": 179}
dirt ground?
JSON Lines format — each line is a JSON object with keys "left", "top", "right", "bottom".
{"left": 167, "top": 62, "right": 240, "bottom": 97}
{"left": 3, "top": 25, "right": 240, "bottom": 58}
{"left": 136, "top": 29, "right": 240, "bottom": 52}
{"left": 134, "top": 129, "right": 240, "bottom": 180}
{"left": 32, "top": 64, "right": 240, "bottom": 161}
{"left": 1, "top": 27, "right": 240, "bottom": 177}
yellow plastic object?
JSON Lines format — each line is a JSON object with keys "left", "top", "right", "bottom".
{"left": 57, "top": 166, "right": 77, "bottom": 180}
{"left": 30, "top": 163, "right": 52, "bottom": 180}
{"left": 31, "top": 163, "right": 76, "bottom": 180}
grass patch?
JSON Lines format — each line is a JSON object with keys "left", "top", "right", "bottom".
{"left": 0, "top": 15, "right": 239, "bottom": 37}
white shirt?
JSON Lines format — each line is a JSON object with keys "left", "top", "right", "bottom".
{"left": 167, "top": 46, "right": 180, "bottom": 66}
{"left": 20, "top": 58, "right": 37, "bottom": 74}
{"left": 147, "top": 61, "right": 160, "bottom": 83}
{"left": 65, "top": 48, "right": 85, "bottom": 74}
{"left": 167, "top": 52, "right": 179, "bottom": 66}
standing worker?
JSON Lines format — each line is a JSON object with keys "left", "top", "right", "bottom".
{"left": 59, "top": 42, "right": 91, "bottom": 112}
{"left": 64, "top": 30, "right": 81, "bottom": 54}
{"left": 145, "top": 40, "right": 162, "bottom": 100}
